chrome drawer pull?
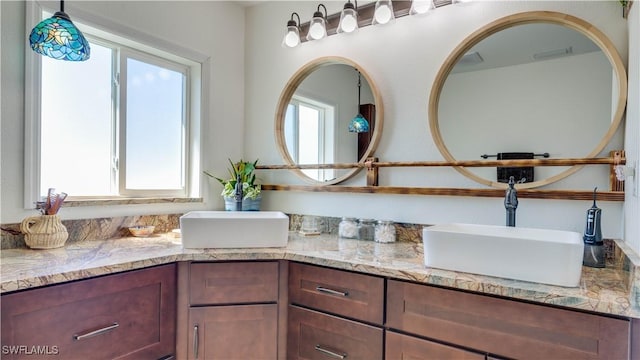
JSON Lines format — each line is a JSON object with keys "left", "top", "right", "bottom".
{"left": 316, "top": 286, "right": 349, "bottom": 297}
{"left": 73, "top": 322, "right": 119, "bottom": 341}
{"left": 315, "top": 344, "right": 347, "bottom": 359}
{"left": 193, "top": 325, "right": 199, "bottom": 359}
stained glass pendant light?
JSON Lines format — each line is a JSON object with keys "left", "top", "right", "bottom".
{"left": 348, "top": 71, "right": 369, "bottom": 133}
{"left": 29, "top": 0, "right": 90, "bottom": 61}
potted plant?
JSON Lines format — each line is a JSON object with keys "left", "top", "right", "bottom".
{"left": 205, "top": 159, "right": 261, "bottom": 211}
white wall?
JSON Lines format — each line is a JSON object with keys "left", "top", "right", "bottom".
{"left": 625, "top": 3, "right": 640, "bottom": 255}
{"left": 1, "top": 1, "right": 245, "bottom": 223}
{"left": 245, "top": 1, "right": 629, "bottom": 239}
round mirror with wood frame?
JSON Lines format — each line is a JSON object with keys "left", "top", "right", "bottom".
{"left": 275, "top": 56, "right": 384, "bottom": 185}
{"left": 428, "top": 11, "right": 627, "bottom": 189}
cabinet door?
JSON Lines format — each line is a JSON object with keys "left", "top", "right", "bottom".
{"left": 287, "top": 305, "right": 383, "bottom": 360}
{"left": 386, "top": 331, "right": 484, "bottom": 360}
{"left": 1, "top": 264, "right": 176, "bottom": 360}
{"left": 188, "top": 304, "right": 277, "bottom": 360}
{"left": 289, "top": 262, "right": 384, "bottom": 325}
{"left": 387, "top": 280, "right": 630, "bottom": 360}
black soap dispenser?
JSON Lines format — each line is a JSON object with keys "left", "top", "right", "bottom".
{"left": 582, "top": 187, "right": 605, "bottom": 268}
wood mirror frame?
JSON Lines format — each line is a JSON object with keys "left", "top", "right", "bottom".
{"left": 428, "top": 11, "right": 627, "bottom": 189}
{"left": 274, "top": 56, "right": 384, "bottom": 185}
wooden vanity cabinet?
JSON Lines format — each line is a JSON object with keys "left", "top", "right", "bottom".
{"left": 387, "top": 279, "right": 631, "bottom": 360}
{"left": 180, "top": 261, "right": 281, "bottom": 360}
{"left": 1, "top": 264, "right": 176, "bottom": 360}
{"left": 287, "top": 262, "right": 385, "bottom": 359}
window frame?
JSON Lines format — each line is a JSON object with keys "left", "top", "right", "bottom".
{"left": 24, "top": 1, "right": 207, "bottom": 208}
{"left": 118, "top": 47, "right": 190, "bottom": 197}
{"left": 288, "top": 94, "right": 336, "bottom": 182}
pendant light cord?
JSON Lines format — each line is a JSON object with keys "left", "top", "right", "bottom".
{"left": 60, "top": 0, "right": 64, "bottom": 12}
{"left": 357, "top": 71, "right": 362, "bottom": 113}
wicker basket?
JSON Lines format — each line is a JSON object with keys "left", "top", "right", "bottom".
{"left": 20, "top": 215, "right": 69, "bottom": 249}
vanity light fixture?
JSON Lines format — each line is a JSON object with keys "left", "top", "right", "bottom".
{"left": 307, "top": 4, "right": 328, "bottom": 41}
{"left": 372, "top": 0, "right": 395, "bottom": 25}
{"left": 410, "top": 0, "right": 435, "bottom": 15}
{"left": 348, "top": 71, "right": 370, "bottom": 133}
{"left": 282, "top": 12, "right": 302, "bottom": 48}
{"left": 337, "top": 0, "right": 359, "bottom": 34}
{"left": 285, "top": 0, "right": 462, "bottom": 48}
{"left": 29, "top": 0, "right": 90, "bottom": 61}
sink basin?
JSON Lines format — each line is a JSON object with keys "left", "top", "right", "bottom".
{"left": 180, "top": 211, "right": 289, "bottom": 249}
{"left": 423, "top": 223, "right": 584, "bottom": 287}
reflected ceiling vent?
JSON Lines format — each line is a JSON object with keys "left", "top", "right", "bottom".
{"left": 458, "top": 51, "right": 484, "bottom": 66}
{"left": 533, "top": 46, "right": 573, "bottom": 60}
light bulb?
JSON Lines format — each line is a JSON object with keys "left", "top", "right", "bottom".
{"left": 411, "top": 0, "right": 434, "bottom": 14}
{"left": 308, "top": 22, "right": 326, "bottom": 40}
{"left": 284, "top": 30, "right": 300, "bottom": 47}
{"left": 341, "top": 13, "right": 357, "bottom": 33}
{"left": 374, "top": 4, "right": 392, "bottom": 24}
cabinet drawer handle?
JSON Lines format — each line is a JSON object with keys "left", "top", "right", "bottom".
{"left": 316, "top": 286, "right": 349, "bottom": 297}
{"left": 73, "top": 322, "right": 119, "bottom": 341}
{"left": 315, "top": 344, "right": 347, "bottom": 359}
{"left": 193, "top": 325, "right": 199, "bottom": 359}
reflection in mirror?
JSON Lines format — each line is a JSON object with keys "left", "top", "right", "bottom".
{"left": 429, "top": 12, "right": 627, "bottom": 189}
{"left": 277, "top": 59, "right": 381, "bottom": 184}
{"left": 285, "top": 94, "right": 337, "bottom": 181}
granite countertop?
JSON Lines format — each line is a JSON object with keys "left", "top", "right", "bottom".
{"left": 1, "top": 233, "right": 638, "bottom": 319}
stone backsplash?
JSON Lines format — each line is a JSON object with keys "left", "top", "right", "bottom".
{"left": 0, "top": 212, "right": 626, "bottom": 266}
{"left": 1, "top": 214, "right": 181, "bottom": 249}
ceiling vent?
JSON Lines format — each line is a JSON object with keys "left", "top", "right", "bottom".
{"left": 458, "top": 51, "right": 484, "bottom": 66}
{"left": 533, "top": 46, "right": 573, "bottom": 60}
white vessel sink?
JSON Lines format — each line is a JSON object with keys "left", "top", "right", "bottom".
{"left": 423, "top": 223, "right": 584, "bottom": 287}
{"left": 180, "top": 211, "right": 289, "bottom": 249}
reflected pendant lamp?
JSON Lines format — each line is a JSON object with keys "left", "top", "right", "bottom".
{"left": 29, "top": 0, "right": 90, "bottom": 61}
{"left": 348, "top": 71, "right": 369, "bottom": 133}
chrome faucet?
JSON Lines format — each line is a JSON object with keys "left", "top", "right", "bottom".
{"left": 234, "top": 173, "right": 243, "bottom": 211}
{"left": 504, "top": 176, "right": 519, "bottom": 227}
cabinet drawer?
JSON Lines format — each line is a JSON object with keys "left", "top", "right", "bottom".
{"left": 386, "top": 331, "right": 484, "bottom": 360}
{"left": 387, "top": 280, "right": 630, "bottom": 360}
{"left": 1, "top": 264, "right": 176, "bottom": 360}
{"left": 287, "top": 305, "right": 383, "bottom": 360}
{"left": 190, "top": 261, "right": 278, "bottom": 305}
{"left": 288, "top": 262, "right": 384, "bottom": 325}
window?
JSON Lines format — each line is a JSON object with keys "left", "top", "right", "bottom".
{"left": 25, "top": 3, "right": 204, "bottom": 206}
{"left": 285, "top": 95, "right": 335, "bottom": 181}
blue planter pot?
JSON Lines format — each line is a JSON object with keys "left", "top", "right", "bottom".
{"left": 224, "top": 196, "right": 261, "bottom": 211}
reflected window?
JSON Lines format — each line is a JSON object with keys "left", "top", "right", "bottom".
{"left": 285, "top": 95, "right": 335, "bottom": 181}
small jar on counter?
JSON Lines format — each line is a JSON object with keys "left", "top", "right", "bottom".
{"left": 338, "top": 217, "right": 358, "bottom": 238}
{"left": 358, "top": 219, "right": 376, "bottom": 241}
{"left": 375, "top": 220, "right": 396, "bottom": 243}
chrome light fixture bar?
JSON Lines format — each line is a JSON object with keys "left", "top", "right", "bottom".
{"left": 286, "top": 0, "right": 460, "bottom": 47}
